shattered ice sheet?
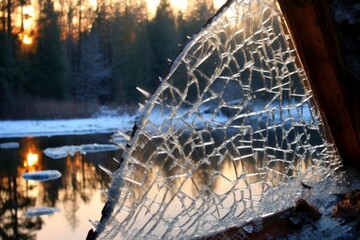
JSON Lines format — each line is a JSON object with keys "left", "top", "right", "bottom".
{"left": 93, "top": 0, "right": 342, "bottom": 239}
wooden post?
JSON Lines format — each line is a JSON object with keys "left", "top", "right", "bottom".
{"left": 277, "top": 0, "right": 360, "bottom": 167}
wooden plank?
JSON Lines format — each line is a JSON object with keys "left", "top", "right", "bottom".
{"left": 201, "top": 199, "right": 322, "bottom": 239}
{"left": 277, "top": 0, "right": 360, "bottom": 167}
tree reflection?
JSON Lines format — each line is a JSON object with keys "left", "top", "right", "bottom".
{"left": 0, "top": 134, "right": 120, "bottom": 238}
{"left": 0, "top": 143, "right": 43, "bottom": 239}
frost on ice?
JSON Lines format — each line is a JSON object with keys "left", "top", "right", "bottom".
{"left": 94, "top": 0, "right": 342, "bottom": 239}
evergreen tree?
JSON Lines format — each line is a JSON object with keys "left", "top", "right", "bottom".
{"left": 179, "top": 0, "right": 215, "bottom": 41}
{"left": 25, "top": 0, "right": 71, "bottom": 99}
{"left": 147, "top": 0, "right": 179, "bottom": 90}
{"left": 74, "top": 29, "right": 111, "bottom": 102}
{"left": 0, "top": 0, "right": 17, "bottom": 101}
{"left": 111, "top": 2, "right": 150, "bottom": 104}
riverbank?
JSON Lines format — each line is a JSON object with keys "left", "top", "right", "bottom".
{"left": 0, "top": 112, "right": 138, "bottom": 138}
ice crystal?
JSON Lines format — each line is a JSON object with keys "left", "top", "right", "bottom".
{"left": 94, "top": 0, "right": 342, "bottom": 239}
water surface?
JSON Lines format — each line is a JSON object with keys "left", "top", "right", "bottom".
{"left": 0, "top": 133, "right": 121, "bottom": 240}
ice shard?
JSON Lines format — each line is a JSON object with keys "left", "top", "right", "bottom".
{"left": 93, "top": 0, "right": 342, "bottom": 239}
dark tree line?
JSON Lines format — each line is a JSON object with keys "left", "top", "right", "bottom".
{"left": 0, "top": 0, "right": 216, "bottom": 106}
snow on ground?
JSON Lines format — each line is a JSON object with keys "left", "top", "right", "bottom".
{"left": 0, "top": 113, "right": 138, "bottom": 138}
{"left": 0, "top": 103, "right": 313, "bottom": 139}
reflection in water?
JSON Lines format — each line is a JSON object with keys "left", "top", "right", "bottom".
{"left": 23, "top": 137, "right": 41, "bottom": 172}
{"left": 25, "top": 152, "right": 38, "bottom": 169}
{"left": 0, "top": 134, "right": 120, "bottom": 239}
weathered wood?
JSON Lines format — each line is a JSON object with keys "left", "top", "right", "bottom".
{"left": 201, "top": 199, "right": 322, "bottom": 240}
{"left": 277, "top": 0, "right": 360, "bottom": 167}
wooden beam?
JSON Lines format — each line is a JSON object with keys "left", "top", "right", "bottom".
{"left": 277, "top": 0, "right": 360, "bottom": 167}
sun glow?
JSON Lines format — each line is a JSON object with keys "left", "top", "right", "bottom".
{"left": 170, "top": 0, "right": 188, "bottom": 12}
{"left": 19, "top": 33, "right": 33, "bottom": 45}
{"left": 14, "top": 5, "right": 35, "bottom": 45}
{"left": 25, "top": 152, "right": 39, "bottom": 168}
{"left": 146, "top": 0, "right": 225, "bottom": 17}
{"left": 147, "top": 0, "right": 160, "bottom": 17}
{"left": 23, "top": 5, "right": 36, "bottom": 30}
{"left": 13, "top": 0, "right": 228, "bottom": 44}
{"left": 214, "top": 0, "right": 227, "bottom": 9}
{"left": 146, "top": 0, "right": 188, "bottom": 18}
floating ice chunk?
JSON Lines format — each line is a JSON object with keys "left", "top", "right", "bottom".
{"left": 43, "top": 145, "right": 81, "bottom": 159}
{"left": 43, "top": 144, "right": 120, "bottom": 159}
{"left": 23, "top": 170, "right": 62, "bottom": 182}
{"left": 0, "top": 142, "right": 20, "bottom": 149}
{"left": 26, "top": 207, "right": 60, "bottom": 217}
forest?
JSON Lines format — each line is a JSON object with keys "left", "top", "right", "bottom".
{"left": 0, "top": 0, "right": 218, "bottom": 119}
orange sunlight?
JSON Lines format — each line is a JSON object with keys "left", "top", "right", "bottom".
{"left": 14, "top": 0, "right": 228, "bottom": 44}
{"left": 18, "top": 33, "right": 33, "bottom": 45}
{"left": 22, "top": 34, "right": 33, "bottom": 45}
{"left": 14, "top": 4, "right": 35, "bottom": 45}
{"left": 23, "top": 140, "right": 40, "bottom": 170}
{"left": 147, "top": 0, "right": 160, "bottom": 16}
{"left": 147, "top": 0, "right": 225, "bottom": 17}
{"left": 171, "top": 0, "right": 188, "bottom": 12}
{"left": 214, "top": 0, "right": 227, "bottom": 9}
{"left": 23, "top": 5, "right": 36, "bottom": 30}
{"left": 146, "top": 0, "right": 188, "bottom": 18}
{"left": 25, "top": 152, "right": 39, "bottom": 168}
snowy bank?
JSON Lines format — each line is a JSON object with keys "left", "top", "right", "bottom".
{"left": 0, "top": 114, "right": 138, "bottom": 138}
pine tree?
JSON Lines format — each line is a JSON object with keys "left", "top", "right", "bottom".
{"left": 25, "top": 0, "right": 71, "bottom": 99}
{"left": 110, "top": 2, "right": 150, "bottom": 103}
{"left": 75, "top": 29, "right": 111, "bottom": 102}
{"left": 147, "top": 0, "right": 179, "bottom": 90}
